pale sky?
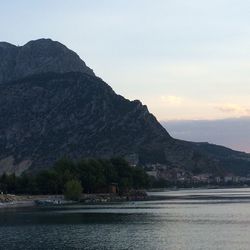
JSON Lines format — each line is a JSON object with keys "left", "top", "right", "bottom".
{"left": 1, "top": 0, "right": 250, "bottom": 147}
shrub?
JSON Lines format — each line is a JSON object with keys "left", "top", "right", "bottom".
{"left": 64, "top": 180, "right": 83, "bottom": 201}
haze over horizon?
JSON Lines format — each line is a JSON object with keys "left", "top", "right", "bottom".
{"left": 162, "top": 117, "right": 250, "bottom": 153}
{"left": 1, "top": 0, "right": 249, "bottom": 151}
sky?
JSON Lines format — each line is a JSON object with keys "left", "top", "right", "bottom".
{"left": 1, "top": 1, "right": 250, "bottom": 151}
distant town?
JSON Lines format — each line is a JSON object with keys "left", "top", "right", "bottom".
{"left": 144, "top": 163, "right": 250, "bottom": 186}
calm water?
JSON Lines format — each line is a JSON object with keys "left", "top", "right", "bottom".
{"left": 1, "top": 188, "right": 250, "bottom": 250}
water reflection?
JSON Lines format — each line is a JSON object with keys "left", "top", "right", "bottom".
{"left": 1, "top": 188, "right": 250, "bottom": 250}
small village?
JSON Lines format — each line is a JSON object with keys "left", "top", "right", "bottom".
{"left": 145, "top": 163, "right": 250, "bottom": 186}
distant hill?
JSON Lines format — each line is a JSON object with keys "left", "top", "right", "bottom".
{"left": 0, "top": 39, "right": 250, "bottom": 175}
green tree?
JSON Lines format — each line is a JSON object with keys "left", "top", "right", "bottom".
{"left": 36, "top": 170, "right": 59, "bottom": 194}
{"left": 132, "top": 167, "right": 150, "bottom": 189}
{"left": 111, "top": 158, "right": 133, "bottom": 192}
{"left": 77, "top": 159, "right": 106, "bottom": 193}
{"left": 64, "top": 180, "right": 83, "bottom": 201}
{"left": 0, "top": 172, "right": 8, "bottom": 193}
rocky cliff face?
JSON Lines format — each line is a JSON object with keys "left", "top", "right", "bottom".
{"left": 0, "top": 39, "right": 94, "bottom": 84}
{"left": 0, "top": 39, "right": 249, "bottom": 175}
{"left": 0, "top": 72, "right": 174, "bottom": 173}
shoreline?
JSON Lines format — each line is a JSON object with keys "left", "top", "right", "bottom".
{"left": 0, "top": 200, "right": 35, "bottom": 209}
{"left": 2, "top": 186, "right": 250, "bottom": 209}
{"left": 0, "top": 194, "right": 63, "bottom": 209}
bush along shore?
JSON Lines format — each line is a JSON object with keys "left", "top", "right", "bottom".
{"left": 0, "top": 158, "right": 150, "bottom": 206}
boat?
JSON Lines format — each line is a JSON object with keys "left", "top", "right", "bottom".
{"left": 35, "top": 199, "right": 77, "bottom": 206}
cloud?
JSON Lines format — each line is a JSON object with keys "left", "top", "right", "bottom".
{"left": 215, "top": 103, "right": 250, "bottom": 116}
{"left": 215, "top": 104, "right": 243, "bottom": 113}
{"left": 160, "top": 95, "right": 183, "bottom": 105}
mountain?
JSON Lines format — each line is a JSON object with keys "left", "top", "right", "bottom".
{"left": 0, "top": 39, "right": 250, "bottom": 175}
{"left": 0, "top": 38, "right": 94, "bottom": 84}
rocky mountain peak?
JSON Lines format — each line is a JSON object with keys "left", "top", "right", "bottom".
{"left": 0, "top": 42, "right": 16, "bottom": 49}
{"left": 0, "top": 38, "right": 95, "bottom": 84}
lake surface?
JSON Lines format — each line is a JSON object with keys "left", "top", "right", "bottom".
{"left": 1, "top": 188, "right": 250, "bottom": 250}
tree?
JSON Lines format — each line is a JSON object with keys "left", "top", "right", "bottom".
{"left": 64, "top": 180, "right": 83, "bottom": 201}
{"left": 36, "top": 170, "right": 59, "bottom": 194}
{"left": 77, "top": 159, "right": 106, "bottom": 193}
{"left": 132, "top": 167, "right": 150, "bottom": 189}
{"left": 111, "top": 158, "right": 133, "bottom": 192}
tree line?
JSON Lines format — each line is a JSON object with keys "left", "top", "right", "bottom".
{"left": 0, "top": 158, "right": 150, "bottom": 195}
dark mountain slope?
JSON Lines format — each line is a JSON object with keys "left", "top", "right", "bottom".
{"left": 186, "top": 142, "right": 250, "bottom": 176}
{"left": 0, "top": 72, "right": 173, "bottom": 174}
